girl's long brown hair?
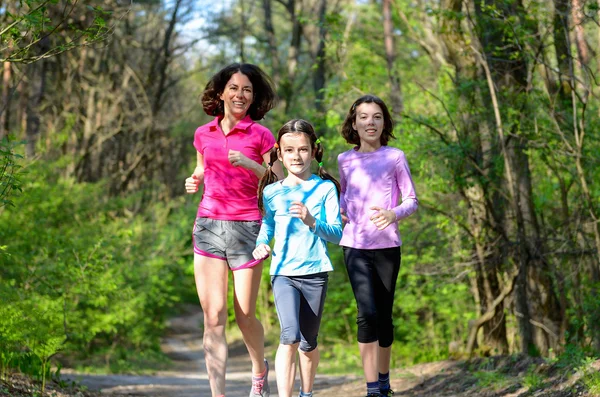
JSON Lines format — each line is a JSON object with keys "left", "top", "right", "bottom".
{"left": 340, "top": 94, "right": 395, "bottom": 147}
{"left": 258, "top": 119, "right": 341, "bottom": 214}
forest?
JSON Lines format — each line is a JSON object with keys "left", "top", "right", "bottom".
{"left": 1, "top": 0, "right": 600, "bottom": 395}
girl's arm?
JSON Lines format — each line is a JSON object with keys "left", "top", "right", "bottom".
{"left": 312, "top": 184, "right": 343, "bottom": 244}
{"left": 255, "top": 196, "right": 275, "bottom": 247}
{"left": 391, "top": 151, "right": 418, "bottom": 221}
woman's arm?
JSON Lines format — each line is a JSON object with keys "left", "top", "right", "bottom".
{"left": 226, "top": 151, "right": 285, "bottom": 180}
{"left": 185, "top": 152, "right": 205, "bottom": 193}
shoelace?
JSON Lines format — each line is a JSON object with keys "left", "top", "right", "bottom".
{"left": 251, "top": 377, "right": 265, "bottom": 394}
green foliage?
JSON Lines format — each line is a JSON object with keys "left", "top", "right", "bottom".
{"left": 473, "top": 370, "right": 509, "bottom": 390}
{"left": 579, "top": 357, "right": 600, "bottom": 395}
{"left": 1, "top": 0, "right": 114, "bottom": 63}
{"left": 319, "top": 340, "right": 362, "bottom": 375}
{"left": 0, "top": 161, "right": 195, "bottom": 381}
{"left": 0, "top": 135, "right": 25, "bottom": 209}
{"left": 522, "top": 364, "right": 543, "bottom": 391}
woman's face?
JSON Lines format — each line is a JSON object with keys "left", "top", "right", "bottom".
{"left": 352, "top": 102, "right": 384, "bottom": 148}
{"left": 219, "top": 72, "right": 254, "bottom": 118}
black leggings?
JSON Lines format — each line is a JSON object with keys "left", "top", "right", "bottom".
{"left": 343, "top": 246, "right": 401, "bottom": 347}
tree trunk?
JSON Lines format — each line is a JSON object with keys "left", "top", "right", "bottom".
{"left": 552, "top": 0, "right": 571, "bottom": 99}
{"left": 382, "top": 0, "right": 403, "bottom": 117}
{"left": 25, "top": 37, "right": 49, "bottom": 158}
{"left": 281, "top": 0, "right": 302, "bottom": 115}
{"left": 312, "top": 0, "right": 327, "bottom": 116}
{"left": 152, "top": 0, "right": 181, "bottom": 116}
{"left": 571, "top": 0, "right": 590, "bottom": 67}
{"left": 0, "top": 62, "right": 10, "bottom": 139}
{"left": 438, "top": 0, "right": 510, "bottom": 355}
{"left": 239, "top": 0, "right": 247, "bottom": 63}
{"left": 262, "top": 0, "right": 281, "bottom": 85}
{"left": 474, "top": 0, "right": 563, "bottom": 355}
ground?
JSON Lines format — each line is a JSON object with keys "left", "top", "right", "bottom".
{"left": 2, "top": 306, "right": 599, "bottom": 396}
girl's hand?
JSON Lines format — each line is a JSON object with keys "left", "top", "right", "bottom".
{"left": 369, "top": 206, "right": 396, "bottom": 230}
{"left": 185, "top": 174, "right": 202, "bottom": 194}
{"left": 289, "top": 201, "right": 316, "bottom": 229}
{"left": 228, "top": 150, "right": 254, "bottom": 169}
{"left": 340, "top": 208, "right": 349, "bottom": 225}
{"left": 253, "top": 244, "right": 271, "bottom": 260}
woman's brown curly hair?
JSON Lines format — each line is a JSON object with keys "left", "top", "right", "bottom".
{"left": 201, "top": 63, "right": 276, "bottom": 120}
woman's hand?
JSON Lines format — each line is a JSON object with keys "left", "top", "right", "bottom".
{"left": 185, "top": 174, "right": 202, "bottom": 194}
{"left": 369, "top": 206, "right": 396, "bottom": 230}
{"left": 253, "top": 244, "right": 271, "bottom": 260}
{"left": 228, "top": 150, "right": 255, "bottom": 169}
{"left": 289, "top": 201, "right": 316, "bottom": 229}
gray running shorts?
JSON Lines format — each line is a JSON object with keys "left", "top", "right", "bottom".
{"left": 192, "top": 217, "right": 263, "bottom": 271}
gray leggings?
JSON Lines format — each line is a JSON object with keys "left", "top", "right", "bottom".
{"left": 271, "top": 273, "right": 329, "bottom": 352}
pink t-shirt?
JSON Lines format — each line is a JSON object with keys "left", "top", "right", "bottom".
{"left": 338, "top": 145, "right": 418, "bottom": 249}
{"left": 194, "top": 116, "right": 275, "bottom": 221}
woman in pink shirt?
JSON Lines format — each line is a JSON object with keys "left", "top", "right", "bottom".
{"left": 337, "top": 95, "right": 418, "bottom": 397}
{"left": 184, "top": 63, "right": 284, "bottom": 397}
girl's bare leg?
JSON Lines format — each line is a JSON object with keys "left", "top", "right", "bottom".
{"left": 275, "top": 343, "right": 298, "bottom": 397}
{"left": 298, "top": 347, "right": 319, "bottom": 394}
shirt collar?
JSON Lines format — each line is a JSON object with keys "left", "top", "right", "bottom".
{"left": 208, "top": 115, "right": 255, "bottom": 134}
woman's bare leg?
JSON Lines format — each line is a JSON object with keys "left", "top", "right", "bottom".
{"left": 194, "top": 254, "right": 229, "bottom": 396}
{"left": 232, "top": 263, "right": 266, "bottom": 374}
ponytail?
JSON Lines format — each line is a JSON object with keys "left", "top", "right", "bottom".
{"left": 314, "top": 139, "right": 341, "bottom": 197}
{"left": 258, "top": 145, "right": 280, "bottom": 214}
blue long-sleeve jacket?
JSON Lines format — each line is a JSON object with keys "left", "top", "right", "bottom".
{"left": 256, "top": 175, "right": 342, "bottom": 276}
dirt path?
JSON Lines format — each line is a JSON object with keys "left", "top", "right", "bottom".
{"left": 61, "top": 306, "right": 359, "bottom": 396}
{"left": 60, "top": 307, "right": 595, "bottom": 396}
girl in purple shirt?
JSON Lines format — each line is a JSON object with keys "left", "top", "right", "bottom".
{"left": 337, "top": 95, "right": 418, "bottom": 397}
{"left": 184, "top": 63, "right": 284, "bottom": 397}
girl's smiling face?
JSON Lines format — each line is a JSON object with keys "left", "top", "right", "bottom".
{"left": 353, "top": 102, "right": 384, "bottom": 148}
{"left": 278, "top": 132, "right": 314, "bottom": 180}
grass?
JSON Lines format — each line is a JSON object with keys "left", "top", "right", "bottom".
{"left": 473, "top": 370, "right": 511, "bottom": 391}
{"left": 521, "top": 364, "right": 543, "bottom": 391}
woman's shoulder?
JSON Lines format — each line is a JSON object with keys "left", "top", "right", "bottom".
{"left": 247, "top": 119, "right": 272, "bottom": 134}
{"left": 195, "top": 118, "right": 219, "bottom": 135}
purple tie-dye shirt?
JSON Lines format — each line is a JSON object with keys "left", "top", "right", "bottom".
{"left": 338, "top": 145, "right": 418, "bottom": 249}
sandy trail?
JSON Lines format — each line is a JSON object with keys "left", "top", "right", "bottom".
{"left": 62, "top": 306, "right": 358, "bottom": 396}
